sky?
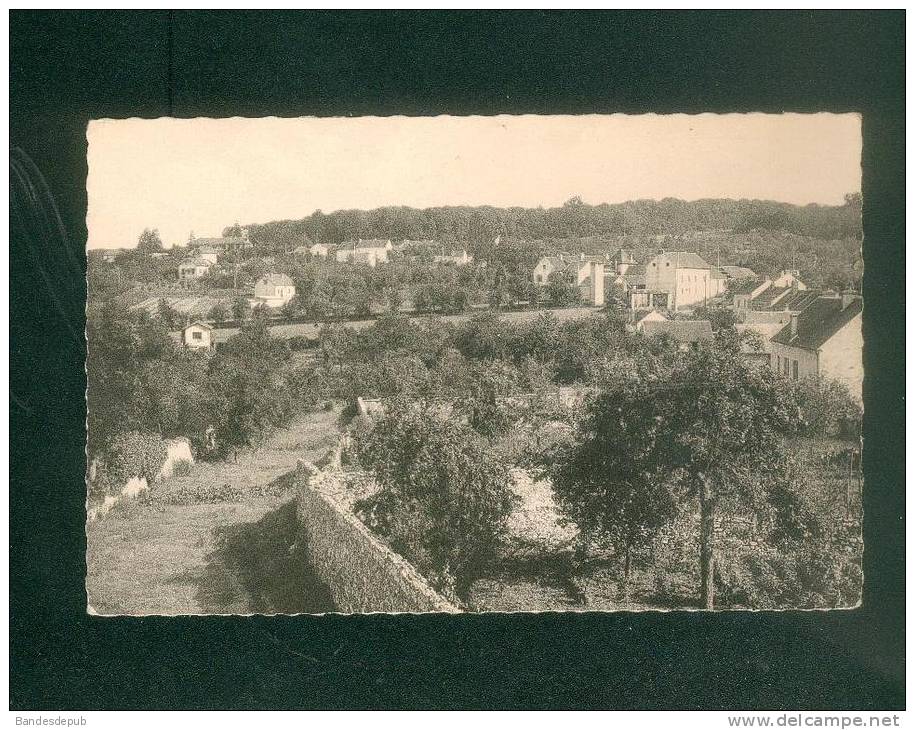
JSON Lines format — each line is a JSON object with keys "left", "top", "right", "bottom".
{"left": 86, "top": 113, "right": 861, "bottom": 250}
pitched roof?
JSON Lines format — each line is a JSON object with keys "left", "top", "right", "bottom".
{"left": 184, "top": 320, "right": 213, "bottom": 331}
{"left": 729, "top": 278, "right": 767, "bottom": 296}
{"left": 720, "top": 265, "right": 757, "bottom": 279}
{"left": 770, "top": 296, "right": 863, "bottom": 351}
{"left": 710, "top": 266, "right": 728, "bottom": 280}
{"left": 257, "top": 273, "right": 294, "bottom": 287}
{"left": 641, "top": 319, "right": 714, "bottom": 343}
{"left": 776, "top": 289, "right": 822, "bottom": 312}
{"left": 179, "top": 257, "right": 213, "bottom": 267}
{"left": 657, "top": 251, "right": 711, "bottom": 269}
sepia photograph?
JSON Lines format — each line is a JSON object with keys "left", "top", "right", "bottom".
{"left": 83, "top": 113, "right": 865, "bottom": 615}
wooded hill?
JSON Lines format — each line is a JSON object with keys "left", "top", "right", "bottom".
{"left": 232, "top": 195, "right": 862, "bottom": 250}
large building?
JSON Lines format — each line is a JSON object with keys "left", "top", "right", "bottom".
{"left": 769, "top": 293, "right": 863, "bottom": 402}
{"left": 642, "top": 251, "right": 714, "bottom": 311}
{"left": 336, "top": 239, "right": 392, "bottom": 267}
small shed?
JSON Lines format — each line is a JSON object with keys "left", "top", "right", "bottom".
{"left": 182, "top": 321, "right": 214, "bottom": 350}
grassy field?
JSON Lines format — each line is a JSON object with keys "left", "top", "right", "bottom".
{"left": 86, "top": 408, "right": 343, "bottom": 615}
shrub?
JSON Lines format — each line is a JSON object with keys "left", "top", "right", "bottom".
{"left": 171, "top": 458, "right": 192, "bottom": 477}
{"left": 354, "top": 402, "right": 517, "bottom": 595}
{"left": 104, "top": 431, "right": 168, "bottom": 491}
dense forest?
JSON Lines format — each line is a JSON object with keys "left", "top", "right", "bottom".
{"left": 234, "top": 195, "right": 862, "bottom": 251}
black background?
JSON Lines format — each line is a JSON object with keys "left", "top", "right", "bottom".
{"left": 9, "top": 11, "right": 905, "bottom": 710}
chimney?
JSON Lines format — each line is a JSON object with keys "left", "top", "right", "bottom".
{"left": 841, "top": 291, "right": 857, "bottom": 309}
{"left": 789, "top": 313, "right": 799, "bottom": 338}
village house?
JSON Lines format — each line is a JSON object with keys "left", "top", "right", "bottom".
{"left": 336, "top": 239, "right": 393, "bottom": 267}
{"left": 177, "top": 256, "right": 214, "bottom": 281}
{"left": 532, "top": 253, "right": 606, "bottom": 306}
{"left": 642, "top": 251, "right": 714, "bottom": 311}
{"left": 611, "top": 248, "right": 638, "bottom": 275}
{"left": 308, "top": 242, "right": 330, "bottom": 257}
{"left": 640, "top": 319, "right": 714, "bottom": 350}
{"left": 181, "top": 321, "right": 214, "bottom": 350}
{"left": 720, "top": 265, "right": 758, "bottom": 281}
{"left": 433, "top": 248, "right": 474, "bottom": 266}
{"left": 253, "top": 273, "right": 296, "bottom": 308}
{"left": 195, "top": 246, "right": 220, "bottom": 265}
{"left": 629, "top": 309, "right": 668, "bottom": 332}
{"left": 768, "top": 292, "right": 863, "bottom": 402}
{"left": 731, "top": 271, "right": 810, "bottom": 312}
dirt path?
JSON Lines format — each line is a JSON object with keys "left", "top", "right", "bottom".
{"left": 86, "top": 409, "right": 342, "bottom": 615}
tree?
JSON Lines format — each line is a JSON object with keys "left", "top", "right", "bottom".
{"left": 156, "top": 298, "right": 182, "bottom": 330}
{"left": 546, "top": 270, "right": 581, "bottom": 307}
{"left": 137, "top": 228, "right": 164, "bottom": 253}
{"left": 649, "top": 345, "right": 801, "bottom": 608}
{"left": 208, "top": 302, "right": 230, "bottom": 322}
{"left": 231, "top": 296, "right": 249, "bottom": 322}
{"left": 355, "top": 402, "right": 517, "bottom": 594}
{"left": 552, "top": 342, "right": 801, "bottom": 609}
{"left": 549, "top": 379, "right": 683, "bottom": 597}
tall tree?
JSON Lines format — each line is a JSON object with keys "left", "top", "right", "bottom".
{"left": 137, "top": 227, "right": 164, "bottom": 253}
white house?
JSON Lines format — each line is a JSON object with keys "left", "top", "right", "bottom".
{"left": 531, "top": 253, "right": 606, "bottom": 306}
{"left": 336, "top": 239, "right": 392, "bottom": 267}
{"left": 769, "top": 293, "right": 863, "bottom": 402}
{"left": 182, "top": 321, "right": 214, "bottom": 350}
{"left": 630, "top": 309, "right": 668, "bottom": 331}
{"left": 253, "top": 273, "right": 296, "bottom": 308}
{"left": 308, "top": 242, "right": 330, "bottom": 257}
{"left": 178, "top": 257, "right": 214, "bottom": 281}
{"left": 195, "top": 246, "right": 220, "bottom": 265}
{"left": 433, "top": 248, "right": 473, "bottom": 266}
{"left": 642, "top": 251, "right": 713, "bottom": 311}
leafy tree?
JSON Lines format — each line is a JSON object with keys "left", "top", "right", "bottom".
{"left": 355, "top": 402, "right": 517, "bottom": 594}
{"left": 546, "top": 270, "right": 581, "bottom": 307}
{"left": 137, "top": 227, "right": 164, "bottom": 253}
{"left": 156, "top": 298, "right": 182, "bottom": 330}
{"left": 231, "top": 296, "right": 249, "bottom": 322}
{"left": 204, "top": 326, "right": 293, "bottom": 460}
{"left": 551, "top": 343, "right": 802, "bottom": 609}
{"left": 789, "top": 376, "right": 862, "bottom": 438}
{"left": 548, "top": 379, "right": 683, "bottom": 597}
{"left": 208, "top": 302, "right": 230, "bottom": 322}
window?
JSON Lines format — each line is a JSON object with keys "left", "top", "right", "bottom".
{"left": 792, "top": 360, "right": 799, "bottom": 381}
{"left": 776, "top": 355, "right": 781, "bottom": 371}
{"left": 784, "top": 358, "right": 790, "bottom": 376}
{"left": 192, "top": 331, "right": 202, "bottom": 341}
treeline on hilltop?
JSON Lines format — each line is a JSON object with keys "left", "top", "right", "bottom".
{"left": 234, "top": 195, "right": 863, "bottom": 250}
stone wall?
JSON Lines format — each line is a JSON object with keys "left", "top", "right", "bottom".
{"left": 295, "top": 461, "right": 459, "bottom": 613}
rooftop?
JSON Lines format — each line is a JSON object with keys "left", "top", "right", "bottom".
{"left": 771, "top": 295, "right": 863, "bottom": 351}
{"left": 641, "top": 319, "right": 714, "bottom": 343}
{"left": 720, "top": 265, "right": 758, "bottom": 279}
{"left": 257, "top": 273, "right": 295, "bottom": 287}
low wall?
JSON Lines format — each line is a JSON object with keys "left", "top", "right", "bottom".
{"left": 295, "top": 461, "right": 459, "bottom": 613}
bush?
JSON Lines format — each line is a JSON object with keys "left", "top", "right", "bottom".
{"left": 354, "top": 402, "right": 517, "bottom": 594}
{"left": 789, "top": 376, "right": 862, "bottom": 438}
{"left": 171, "top": 458, "right": 192, "bottom": 477}
{"left": 104, "top": 431, "right": 168, "bottom": 492}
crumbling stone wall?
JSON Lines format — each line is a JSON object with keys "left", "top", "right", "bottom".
{"left": 295, "top": 460, "right": 459, "bottom": 613}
